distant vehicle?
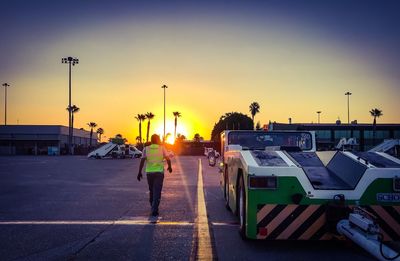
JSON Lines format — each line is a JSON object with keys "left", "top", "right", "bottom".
{"left": 208, "top": 152, "right": 217, "bottom": 166}
{"left": 204, "top": 147, "right": 220, "bottom": 158}
{"left": 88, "top": 142, "right": 142, "bottom": 159}
{"left": 204, "top": 147, "right": 220, "bottom": 167}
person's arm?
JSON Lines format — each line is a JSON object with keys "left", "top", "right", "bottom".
{"left": 137, "top": 148, "right": 146, "bottom": 181}
{"left": 166, "top": 157, "right": 172, "bottom": 173}
{"left": 163, "top": 147, "right": 172, "bottom": 173}
{"left": 138, "top": 158, "right": 145, "bottom": 175}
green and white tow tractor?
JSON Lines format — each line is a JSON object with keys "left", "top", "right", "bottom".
{"left": 219, "top": 130, "right": 400, "bottom": 260}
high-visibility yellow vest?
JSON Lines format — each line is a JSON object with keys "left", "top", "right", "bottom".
{"left": 145, "top": 144, "right": 164, "bottom": 173}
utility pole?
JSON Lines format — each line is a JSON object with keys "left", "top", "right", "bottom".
{"left": 62, "top": 57, "right": 79, "bottom": 155}
{"left": 161, "top": 84, "right": 168, "bottom": 143}
{"left": 2, "top": 83, "right": 10, "bottom": 125}
{"left": 345, "top": 91, "right": 352, "bottom": 124}
{"left": 317, "top": 111, "right": 321, "bottom": 124}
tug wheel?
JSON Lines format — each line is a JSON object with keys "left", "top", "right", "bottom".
{"left": 224, "top": 171, "right": 231, "bottom": 211}
{"left": 238, "top": 175, "right": 247, "bottom": 239}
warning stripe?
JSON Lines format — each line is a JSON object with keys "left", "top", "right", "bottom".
{"left": 299, "top": 213, "right": 326, "bottom": 240}
{"left": 257, "top": 205, "right": 286, "bottom": 228}
{"left": 256, "top": 204, "right": 277, "bottom": 223}
{"left": 365, "top": 206, "right": 399, "bottom": 241}
{"left": 263, "top": 205, "right": 297, "bottom": 237}
{"left": 371, "top": 206, "right": 400, "bottom": 241}
{"left": 365, "top": 206, "right": 393, "bottom": 241}
{"left": 394, "top": 206, "right": 400, "bottom": 216}
{"left": 384, "top": 206, "right": 400, "bottom": 222}
{"left": 288, "top": 205, "right": 325, "bottom": 240}
{"left": 257, "top": 204, "right": 326, "bottom": 240}
{"left": 359, "top": 205, "right": 392, "bottom": 242}
{"left": 276, "top": 205, "right": 319, "bottom": 240}
{"left": 266, "top": 205, "right": 308, "bottom": 240}
{"left": 256, "top": 204, "right": 400, "bottom": 241}
{"left": 379, "top": 228, "right": 392, "bottom": 242}
{"left": 308, "top": 217, "right": 329, "bottom": 240}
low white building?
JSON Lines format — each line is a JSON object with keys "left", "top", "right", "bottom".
{"left": 0, "top": 125, "right": 97, "bottom": 155}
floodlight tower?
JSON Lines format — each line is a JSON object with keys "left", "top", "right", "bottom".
{"left": 61, "top": 56, "right": 79, "bottom": 155}
{"left": 345, "top": 91, "right": 352, "bottom": 124}
{"left": 317, "top": 111, "right": 321, "bottom": 124}
{"left": 2, "top": 83, "right": 10, "bottom": 125}
{"left": 161, "top": 84, "right": 168, "bottom": 143}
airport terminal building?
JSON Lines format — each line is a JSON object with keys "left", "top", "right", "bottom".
{"left": 269, "top": 122, "right": 400, "bottom": 151}
{"left": 0, "top": 125, "right": 97, "bottom": 155}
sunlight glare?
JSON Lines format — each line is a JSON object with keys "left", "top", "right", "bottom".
{"left": 154, "top": 121, "right": 188, "bottom": 141}
{"left": 166, "top": 135, "right": 175, "bottom": 144}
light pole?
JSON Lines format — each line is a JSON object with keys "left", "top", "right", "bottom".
{"left": 161, "top": 84, "right": 168, "bottom": 143}
{"left": 2, "top": 83, "right": 10, "bottom": 125}
{"left": 345, "top": 91, "right": 352, "bottom": 124}
{"left": 317, "top": 111, "right": 321, "bottom": 124}
{"left": 62, "top": 56, "right": 79, "bottom": 155}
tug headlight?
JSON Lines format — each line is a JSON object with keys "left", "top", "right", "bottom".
{"left": 249, "top": 176, "right": 277, "bottom": 189}
{"left": 394, "top": 177, "right": 400, "bottom": 192}
{"left": 218, "top": 162, "right": 224, "bottom": 173}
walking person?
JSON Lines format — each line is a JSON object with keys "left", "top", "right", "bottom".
{"left": 137, "top": 134, "right": 172, "bottom": 217}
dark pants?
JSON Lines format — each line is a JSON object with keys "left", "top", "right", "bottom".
{"left": 146, "top": 172, "right": 164, "bottom": 214}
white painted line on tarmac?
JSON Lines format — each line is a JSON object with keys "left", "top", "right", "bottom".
{"left": 211, "top": 222, "right": 239, "bottom": 227}
{"left": 0, "top": 220, "right": 193, "bottom": 226}
{"left": 194, "top": 158, "right": 214, "bottom": 260}
{"left": 0, "top": 220, "right": 239, "bottom": 227}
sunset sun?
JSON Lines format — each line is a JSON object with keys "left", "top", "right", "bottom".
{"left": 153, "top": 120, "right": 189, "bottom": 144}
{"left": 166, "top": 135, "right": 175, "bottom": 144}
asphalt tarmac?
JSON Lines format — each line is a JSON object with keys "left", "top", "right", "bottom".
{"left": 0, "top": 156, "right": 374, "bottom": 260}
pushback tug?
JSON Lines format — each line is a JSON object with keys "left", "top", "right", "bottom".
{"left": 219, "top": 130, "right": 400, "bottom": 260}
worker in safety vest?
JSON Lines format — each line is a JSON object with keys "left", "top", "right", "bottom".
{"left": 137, "top": 134, "right": 172, "bottom": 217}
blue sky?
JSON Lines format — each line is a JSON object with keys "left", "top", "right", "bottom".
{"left": 1, "top": 0, "right": 399, "bottom": 140}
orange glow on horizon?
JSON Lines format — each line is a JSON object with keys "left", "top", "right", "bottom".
{"left": 3, "top": 11, "right": 400, "bottom": 143}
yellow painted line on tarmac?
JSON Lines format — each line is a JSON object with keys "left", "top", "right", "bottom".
{"left": 0, "top": 220, "right": 193, "bottom": 226}
{"left": 194, "top": 158, "right": 214, "bottom": 260}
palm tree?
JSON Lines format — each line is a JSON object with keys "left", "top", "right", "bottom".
{"left": 145, "top": 112, "right": 155, "bottom": 143}
{"left": 67, "top": 105, "right": 80, "bottom": 152}
{"left": 193, "top": 133, "right": 202, "bottom": 142}
{"left": 96, "top": 128, "right": 104, "bottom": 143}
{"left": 370, "top": 108, "right": 383, "bottom": 145}
{"left": 66, "top": 105, "right": 80, "bottom": 130}
{"left": 173, "top": 111, "right": 181, "bottom": 140}
{"left": 87, "top": 122, "right": 98, "bottom": 148}
{"left": 249, "top": 102, "right": 260, "bottom": 128}
{"left": 135, "top": 114, "right": 146, "bottom": 144}
{"left": 176, "top": 133, "right": 186, "bottom": 142}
